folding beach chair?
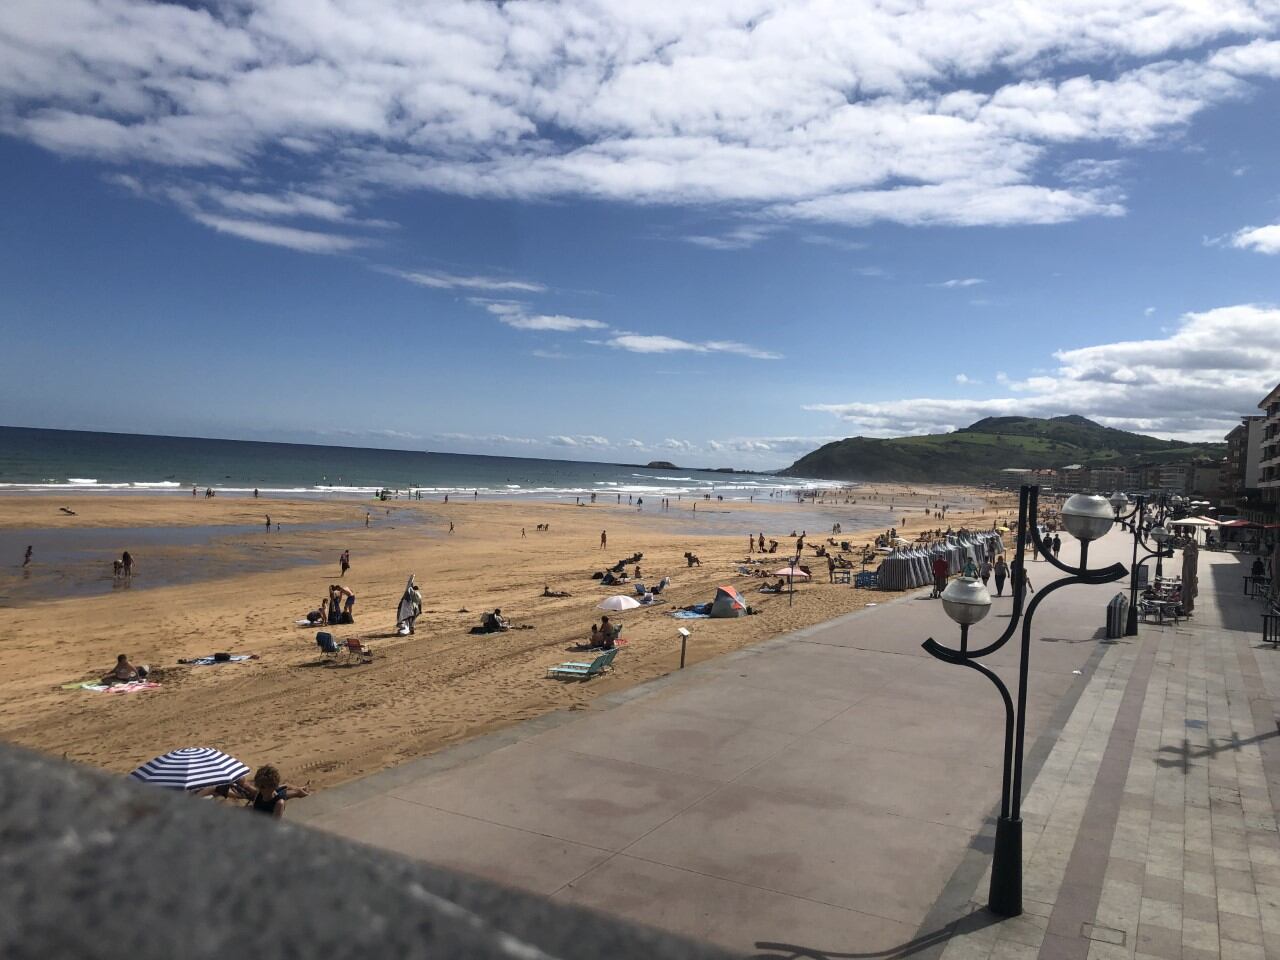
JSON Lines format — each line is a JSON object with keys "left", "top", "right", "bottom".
{"left": 315, "top": 632, "right": 340, "bottom": 660}
{"left": 344, "top": 638, "right": 373, "bottom": 663}
{"left": 547, "top": 648, "right": 618, "bottom": 680}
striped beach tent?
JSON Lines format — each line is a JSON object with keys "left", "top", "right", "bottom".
{"left": 130, "top": 747, "right": 250, "bottom": 791}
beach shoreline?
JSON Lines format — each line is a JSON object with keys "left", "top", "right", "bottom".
{"left": 0, "top": 484, "right": 1015, "bottom": 794}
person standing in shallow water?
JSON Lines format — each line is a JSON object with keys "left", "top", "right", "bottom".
{"left": 265, "top": 515, "right": 271, "bottom": 533}
{"left": 23, "top": 545, "right": 32, "bottom": 567}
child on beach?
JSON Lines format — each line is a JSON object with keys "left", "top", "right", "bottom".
{"left": 245, "top": 765, "right": 309, "bottom": 819}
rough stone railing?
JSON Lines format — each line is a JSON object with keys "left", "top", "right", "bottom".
{"left": 0, "top": 742, "right": 733, "bottom": 959}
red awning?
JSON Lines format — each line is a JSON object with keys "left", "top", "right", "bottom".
{"left": 1219, "top": 519, "right": 1260, "bottom": 528}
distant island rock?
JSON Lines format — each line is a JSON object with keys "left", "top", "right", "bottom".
{"left": 645, "top": 460, "right": 678, "bottom": 469}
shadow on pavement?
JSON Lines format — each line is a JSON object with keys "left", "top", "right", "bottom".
{"left": 1156, "top": 723, "right": 1280, "bottom": 773}
{"left": 749, "top": 908, "right": 1001, "bottom": 960}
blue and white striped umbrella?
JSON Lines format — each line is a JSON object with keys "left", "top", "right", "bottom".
{"left": 130, "top": 747, "right": 250, "bottom": 791}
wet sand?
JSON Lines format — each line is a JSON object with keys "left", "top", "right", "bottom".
{"left": 0, "top": 484, "right": 1014, "bottom": 793}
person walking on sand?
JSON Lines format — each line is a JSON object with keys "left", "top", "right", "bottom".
{"left": 449, "top": 521, "right": 454, "bottom": 533}
{"left": 600, "top": 530, "right": 607, "bottom": 549}
{"left": 979, "top": 557, "right": 993, "bottom": 587}
{"left": 365, "top": 512, "right": 370, "bottom": 527}
{"left": 748, "top": 534, "right": 754, "bottom": 553}
{"left": 265, "top": 515, "right": 271, "bottom": 533}
{"left": 522, "top": 527, "right": 526, "bottom": 538}
{"left": 339, "top": 550, "right": 350, "bottom": 576}
{"left": 23, "top": 545, "right": 32, "bottom": 567}
{"left": 1052, "top": 533, "right": 1062, "bottom": 559}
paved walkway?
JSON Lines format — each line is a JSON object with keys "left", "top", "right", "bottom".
{"left": 935, "top": 549, "right": 1280, "bottom": 960}
{"left": 297, "top": 540, "right": 1280, "bottom": 959}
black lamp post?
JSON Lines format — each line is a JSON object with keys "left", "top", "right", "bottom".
{"left": 922, "top": 485, "right": 1126, "bottom": 917}
{"left": 1110, "top": 492, "right": 1176, "bottom": 636}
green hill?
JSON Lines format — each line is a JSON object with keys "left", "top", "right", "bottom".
{"left": 780, "top": 415, "right": 1223, "bottom": 484}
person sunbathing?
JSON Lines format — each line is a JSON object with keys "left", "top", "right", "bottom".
{"left": 542, "top": 584, "right": 571, "bottom": 598}
{"left": 101, "top": 653, "right": 144, "bottom": 684}
{"left": 580, "top": 617, "right": 617, "bottom": 650}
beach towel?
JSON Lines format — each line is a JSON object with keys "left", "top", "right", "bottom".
{"left": 179, "top": 655, "right": 253, "bottom": 666}
{"left": 79, "top": 681, "right": 160, "bottom": 693}
{"left": 672, "top": 609, "right": 711, "bottom": 620}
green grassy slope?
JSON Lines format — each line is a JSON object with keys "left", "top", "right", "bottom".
{"left": 780, "top": 416, "right": 1224, "bottom": 483}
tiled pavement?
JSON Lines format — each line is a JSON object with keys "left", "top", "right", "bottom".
{"left": 297, "top": 541, "right": 1280, "bottom": 959}
{"left": 937, "top": 549, "right": 1280, "bottom": 960}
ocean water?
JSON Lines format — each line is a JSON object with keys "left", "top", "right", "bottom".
{"left": 0, "top": 426, "right": 837, "bottom": 500}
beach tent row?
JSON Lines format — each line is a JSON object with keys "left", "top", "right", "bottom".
{"left": 873, "top": 531, "right": 1006, "bottom": 591}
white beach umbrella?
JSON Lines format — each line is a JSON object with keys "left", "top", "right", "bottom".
{"left": 774, "top": 566, "right": 810, "bottom": 579}
{"left": 130, "top": 747, "right": 250, "bottom": 791}
{"left": 597, "top": 595, "right": 641, "bottom": 611}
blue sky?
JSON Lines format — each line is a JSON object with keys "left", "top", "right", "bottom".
{"left": 2, "top": 2, "right": 1280, "bottom": 469}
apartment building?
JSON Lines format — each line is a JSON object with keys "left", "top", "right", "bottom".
{"left": 1260, "top": 382, "right": 1280, "bottom": 510}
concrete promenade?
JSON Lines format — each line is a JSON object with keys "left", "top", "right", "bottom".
{"left": 297, "top": 538, "right": 1280, "bottom": 959}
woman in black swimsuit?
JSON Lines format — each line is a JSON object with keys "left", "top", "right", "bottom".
{"left": 247, "top": 765, "right": 308, "bottom": 819}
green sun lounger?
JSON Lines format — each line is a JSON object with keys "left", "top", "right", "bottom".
{"left": 547, "top": 648, "right": 618, "bottom": 679}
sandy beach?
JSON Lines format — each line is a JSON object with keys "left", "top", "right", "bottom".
{"left": 0, "top": 484, "right": 1016, "bottom": 793}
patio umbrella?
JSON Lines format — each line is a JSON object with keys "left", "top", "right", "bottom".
{"left": 774, "top": 566, "right": 810, "bottom": 579}
{"left": 597, "top": 594, "right": 641, "bottom": 611}
{"left": 130, "top": 747, "right": 250, "bottom": 791}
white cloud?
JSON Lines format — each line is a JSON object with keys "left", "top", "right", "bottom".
{"left": 504, "top": 314, "right": 606, "bottom": 332}
{"left": 801, "top": 234, "right": 870, "bottom": 251}
{"left": 532, "top": 348, "right": 569, "bottom": 359}
{"left": 606, "top": 334, "right": 781, "bottom": 360}
{"left": 1144, "top": 306, "right": 1156, "bottom": 316}
{"left": 432, "top": 432, "right": 539, "bottom": 447}
{"left": 659, "top": 439, "right": 697, "bottom": 453}
{"left": 681, "top": 225, "right": 773, "bottom": 250}
{"left": 467, "top": 298, "right": 605, "bottom": 331}
{"left": 5, "top": 1, "right": 1280, "bottom": 240}
{"left": 807, "top": 303, "right": 1280, "bottom": 440}
{"left": 955, "top": 373, "right": 982, "bottom": 384}
{"left": 548, "top": 434, "right": 610, "bottom": 447}
{"left": 1229, "top": 224, "right": 1280, "bottom": 255}
{"left": 388, "top": 269, "right": 546, "bottom": 293}
{"left": 935, "top": 278, "right": 987, "bottom": 288}
{"left": 191, "top": 213, "right": 367, "bottom": 253}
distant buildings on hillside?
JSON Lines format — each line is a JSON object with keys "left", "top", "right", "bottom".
{"left": 988, "top": 379, "right": 1279, "bottom": 526}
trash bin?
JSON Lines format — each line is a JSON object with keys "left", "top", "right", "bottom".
{"left": 1106, "top": 593, "right": 1128, "bottom": 639}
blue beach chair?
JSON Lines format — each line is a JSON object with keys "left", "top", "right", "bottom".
{"left": 547, "top": 648, "right": 618, "bottom": 680}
